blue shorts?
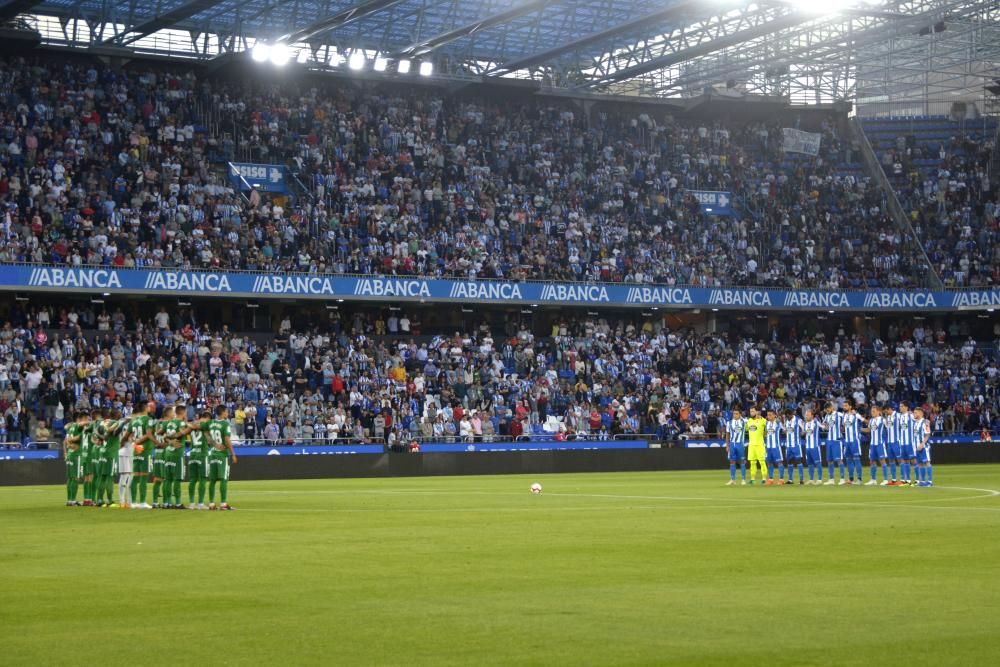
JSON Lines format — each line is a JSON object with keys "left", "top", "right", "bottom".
{"left": 887, "top": 442, "right": 901, "bottom": 460}
{"left": 785, "top": 445, "right": 803, "bottom": 462}
{"left": 727, "top": 443, "right": 745, "bottom": 462}
{"left": 844, "top": 441, "right": 862, "bottom": 458}
{"left": 869, "top": 443, "right": 887, "bottom": 461}
{"left": 765, "top": 448, "right": 783, "bottom": 465}
{"left": 916, "top": 446, "right": 931, "bottom": 464}
{"left": 805, "top": 447, "right": 822, "bottom": 465}
{"left": 899, "top": 444, "right": 916, "bottom": 460}
{"left": 825, "top": 440, "right": 844, "bottom": 461}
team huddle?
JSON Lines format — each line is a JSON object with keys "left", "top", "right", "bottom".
{"left": 724, "top": 401, "right": 934, "bottom": 487}
{"left": 62, "top": 403, "right": 238, "bottom": 509}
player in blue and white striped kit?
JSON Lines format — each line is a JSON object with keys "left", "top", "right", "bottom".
{"left": 864, "top": 406, "right": 890, "bottom": 485}
{"left": 724, "top": 408, "right": 748, "bottom": 486}
{"left": 802, "top": 409, "right": 824, "bottom": 484}
{"left": 912, "top": 407, "right": 933, "bottom": 486}
{"left": 782, "top": 409, "right": 805, "bottom": 485}
{"left": 882, "top": 404, "right": 902, "bottom": 484}
{"left": 764, "top": 410, "right": 785, "bottom": 485}
{"left": 822, "top": 403, "right": 847, "bottom": 485}
{"left": 896, "top": 402, "right": 916, "bottom": 485}
{"left": 842, "top": 401, "right": 865, "bottom": 485}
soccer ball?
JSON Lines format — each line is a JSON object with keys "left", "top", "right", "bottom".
{"left": 134, "top": 444, "right": 144, "bottom": 454}
{"left": 530, "top": 483, "right": 542, "bottom": 494}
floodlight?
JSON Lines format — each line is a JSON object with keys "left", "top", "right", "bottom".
{"left": 419, "top": 61, "right": 433, "bottom": 76}
{"left": 251, "top": 42, "right": 270, "bottom": 63}
{"left": 374, "top": 57, "right": 388, "bottom": 72}
{"left": 270, "top": 43, "right": 290, "bottom": 66}
{"left": 349, "top": 52, "right": 365, "bottom": 70}
{"left": 397, "top": 59, "right": 411, "bottom": 74}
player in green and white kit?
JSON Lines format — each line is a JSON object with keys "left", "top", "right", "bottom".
{"left": 151, "top": 406, "right": 170, "bottom": 508}
{"left": 80, "top": 410, "right": 98, "bottom": 506}
{"left": 125, "top": 402, "right": 156, "bottom": 509}
{"left": 203, "top": 405, "right": 238, "bottom": 510}
{"left": 98, "top": 410, "right": 126, "bottom": 507}
{"left": 92, "top": 410, "right": 116, "bottom": 507}
{"left": 160, "top": 407, "right": 187, "bottom": 508}
{"left": 62, "top": 410, "right": 89, "bottom": 506}
{"left": 182, "top": 409, "right": 212, "bottom": 509}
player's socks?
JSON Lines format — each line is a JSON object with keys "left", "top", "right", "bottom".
{"left": 209, "top": 480, "right": 217, "bottom": 503}
{"left": 188, "top": 479, "right": 197, "bottom": 504}
{"left": 778, "top": 465, "right": 784, "bottom": 481}
{"left": 890, "top": 461, "right": 897, "bottom": 480}
{"left": 198, "top": 480, "right": 206, "bottom": 504}
{"left": 739, "top": 462, "right": 746, "bottom": 481}
{"left": 139, "top": 477, "right": 148, "bottom": 503}
{"left": 828, "top": 462, "right": 835, "bottom": 480}
{"left": 797, "top": 464, "right": 804, "bottom": 482}
{"left": 838, "top": 462, "right": 846, "bottom": 480}
{"left": 174, "top": 480, "right": 182, "bottom": 505}
{"left": 870, "top": 463, "right": 877, "bottom": 481}
{"left": 67, "top": 480, "right": 78, "bottom": 502}
{"left": 901, "top": 462, "right": 909, "bottom": 482}
{"left": 152, "top": 480, "right": 162, "bottom": 505}
{"left": 729, "top": 463, "right": 736, "bottom": 481}
{"left": 220, "top": 480, "right": 228, "bottom": 504}
{"left": 926, "top": 465, "right": 933, "bottom": 483}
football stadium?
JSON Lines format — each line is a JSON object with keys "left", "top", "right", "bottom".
{"left": 0, "top": 0, "right": 999, "bottom": 664}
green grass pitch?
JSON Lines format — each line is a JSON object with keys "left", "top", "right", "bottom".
{"left": 2, "top": 465, "right": 999, "bottom": 666}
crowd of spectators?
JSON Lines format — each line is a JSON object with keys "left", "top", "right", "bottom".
{"left": 1, "top": 301, "right": 997, "bottom": 449}
{"left": 873, "top": 118, "right": 999, "bottom": 287}
{"left": 0, "top": 54, "right": 931, "bottom": 288}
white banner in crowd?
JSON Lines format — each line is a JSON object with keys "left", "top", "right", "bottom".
{"left": 782, "top": 128, "right": 822, "bottom": 155}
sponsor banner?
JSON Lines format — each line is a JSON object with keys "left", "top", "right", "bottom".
{"left": 782, "top": 128, "right": 822, "bottom": 156}
{"left": 0, "top": 450, "right": 61, "bottom": 460}
{"left": 232, "top": 445, "right": 384, "bottom": 456}
{"left": 1, "top": 265, "right": 999, "bottom": 311}
{"left": 417, "top": 440, "right": 648, "bottom": 453}
{"left": 681, "top": 435, "right": 992, "bottom": 448}
{"left": 689, "top": 190, "right": 734, "bottom": 216}
{"left": 228, "top": 162, "right": 288, "bottom": 193}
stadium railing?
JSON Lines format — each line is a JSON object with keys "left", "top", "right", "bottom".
{"left": 0, "top": 440, "right": 59, "bottom": 450}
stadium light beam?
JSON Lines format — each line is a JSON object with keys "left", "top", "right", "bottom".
{"left": 270, "top": 43, "right": 290, "bottom": 66}
{"left": 373, "top": 57, "right": 388, "bottom": 72}
{"left": 251, "top": 42, "right": 271, "bottom": 63}
{"left": 349, "top": 52, "right": 366, "bottom": 70}
{"left": 419, "top": 61, "right": 433, "bottom": 76}
{"left": 397, "top": 59, "right": 411, "bottom": 74}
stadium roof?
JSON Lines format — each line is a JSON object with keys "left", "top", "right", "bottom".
{"left": 5, "top": 0, "right": 999, "bottom": 108}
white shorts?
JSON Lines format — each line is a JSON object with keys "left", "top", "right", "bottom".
{"left": 118, "top": 448, "right": 134, "bottom": 475}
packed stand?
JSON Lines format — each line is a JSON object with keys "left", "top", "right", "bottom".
{"left": 1, "top": 303, "right": 997, "bottom": 449}
{"left": 0, "top": 54, "right": 928, "bottom": 288}
{"left": 863, "top": 116, "right": 999, "bottom": 287}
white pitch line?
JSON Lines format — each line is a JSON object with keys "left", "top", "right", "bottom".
{"left": 234, "top": 485, "right": 1000, "bottom": 513}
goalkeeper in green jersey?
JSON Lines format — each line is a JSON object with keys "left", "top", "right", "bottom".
{"left": 62, "top": 410, "right": 89, "bottom": 506}
{"left": 124, "top": 401, "right": 156, "bottom": 509}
